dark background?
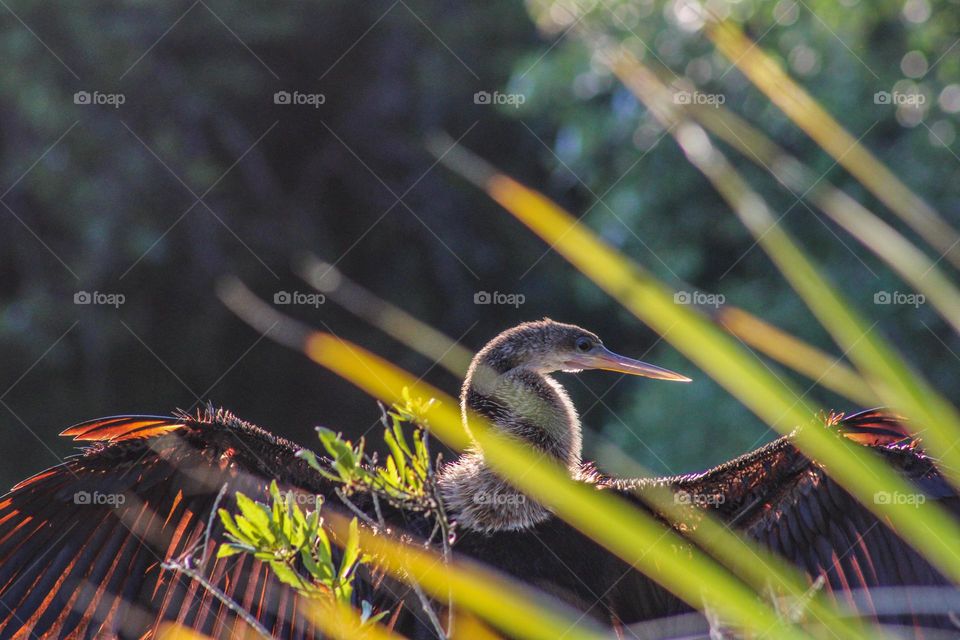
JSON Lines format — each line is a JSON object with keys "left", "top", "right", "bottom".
{"left": 1, "top": 1, "right": 957, "bottom": 490}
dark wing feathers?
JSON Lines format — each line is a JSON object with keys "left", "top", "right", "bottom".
{"left": 0, "top": 411, "right": 330, "bottom": 639}
{"left": 672, "top": 411, "right": 960, "bottom": 631}
{"left": 2, "top": 406, "right": 960, "bottom": 638}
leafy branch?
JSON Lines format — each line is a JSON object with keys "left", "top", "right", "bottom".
{"left": 296, "top": 388, "right": 453, "bottom": 637}
{"left": 166, "top": 389, "right": 449, "bottom": 638}
{"left": 297, "top": 388, "right": 439, "bottom": 511}
{"left": 216, "top": 480, "right": 377, "bottom": 615}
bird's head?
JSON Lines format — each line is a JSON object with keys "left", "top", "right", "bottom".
{"left": 471, "top": 318, "right": 691, "bottom": 381}
{"left": 459, "top": 318, "right": 690, "bottom": 473}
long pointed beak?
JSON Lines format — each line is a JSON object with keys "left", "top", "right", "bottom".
{"left": 565, "top": 347, "right": 692, "bottom": 382}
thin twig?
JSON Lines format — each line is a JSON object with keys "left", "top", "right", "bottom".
{"left": 410, "top": 577, "right": 448, "bottom": 639}
{"left": 426, "top": 519, "right": 441, "bottom": 547}
{"left": 372, "top": 490, "right": 385, "bottom": 527}
{"left": 335, "top": 488, "right": 381, "bottom": 530}
{"left": 425, "top": 433, "right": 455, "bottom": 636}
{"left": 436, "top": 498, "right": 455, "bottom": 634}
{"left": 201, "top": 483, "right": 230, "bottom": 568}
{"left": 163, "top": 483, "right": 274, "bottom": 637}
{"left": 163, "top": 558, "right": 274, "bottom": 640}
{"left": 173, "top": 482, "right": 229, "bottom": 571}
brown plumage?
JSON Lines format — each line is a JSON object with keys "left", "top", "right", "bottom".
{"left": 439, "top": 318, "right": 689, "bottom": 533}
{"left": 0, "top": 322, "right": 957, "bottom": 639}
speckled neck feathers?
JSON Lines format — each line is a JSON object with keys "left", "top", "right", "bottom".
{"left": 439, "top": 321, "right": 587, "bottom": 533}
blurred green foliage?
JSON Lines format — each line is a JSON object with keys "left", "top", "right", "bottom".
{"left": 0, "top": 0, "right": 956, "bottom": 488}
{"left": 510, "top": 0, "right": 960, "bottom": 472}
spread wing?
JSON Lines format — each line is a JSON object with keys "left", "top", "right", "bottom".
{"left": 676, "top": 409, "right": 960, "bottom": 631}
{"left": 0, "top": 408, "right": 401, "bottom": 640}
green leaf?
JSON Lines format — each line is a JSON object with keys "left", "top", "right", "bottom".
{"left": 293, "top": 501, "right": 311, "bottom": 531}
{"left": 218, "top": 509, "right": 245, "bottom": 542}
{"left": 414, "top": 430, "right": 428, "bottom": 467}
{"left": 269, "top": 561, "right": 305, "bottom": 590}
{"left": 234, "top": 515, "right": 262, "bottom": 544}
{"left": 299, "top": 547, "right": 324, "bottom": 581}
{"left": 315, "top": 526, "right": 332, "bottom": 567}
{"left": 235, "top": 492, "right": 274, "bottom": 544}
{"left": 384, "top": 456, "right": 400, "bottom": 484}
{"left": 339, "top": 517, "right": 361, "bottom": 584}
{"left": 269, "top": 480, "right": 282, "bottom": 503}
{"left": 296, "top": 448, "right": 331, "bottom": 477}
{"left": 360, "top": 600, "right": 375, "bottom": 623}
{"left": 337, "top": 581, "right": 353, "bottom": 605}
{"left": 384, "top": 428, "right": 408, "bottom": 481}
{"left": 359, "top": 601, "right": 389, "bottom": 625}
{"left": 306, "top": 509, "right": 320, "bottom": 532}
{"left": 284, "top": 507, "right": 300, "bottom": 547}
{"left": 392, "top": 416, "right": 414, "bottom": 458}
{"left": 317, "top": 428, "right": 354, "bottom": 468}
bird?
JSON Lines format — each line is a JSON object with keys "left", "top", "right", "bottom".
{"left": 438, "top": 318, "right": 690, "bottom": 533}
{"left": 0, "top": 319, "right": 956, "bottom": 639}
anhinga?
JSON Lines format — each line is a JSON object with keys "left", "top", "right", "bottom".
{"left": 0, "top": 320, "right": 957, "bottom": 639}
{"left": 439, "top": 319, "right": 689, "bottom": 533}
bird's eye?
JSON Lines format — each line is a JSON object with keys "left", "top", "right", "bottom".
{"left": 575, "top": 337, "right": 593, "bottom": 352}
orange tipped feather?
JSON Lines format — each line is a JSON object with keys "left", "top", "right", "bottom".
{"left": 834, "top": 408, "right": 916, "bottom": 448}
{"left": 60, "top": 416, "right": 186, "bottom": 443}
{"left": 10, "top": 469, "right": 59, "bottom": 492}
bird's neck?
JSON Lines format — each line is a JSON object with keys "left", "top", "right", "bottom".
{"left": 461, "top": 365, "right": 583, "bottom": 470}
{"left": 439, "top": 364, "right": 585, "bottom": 532}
